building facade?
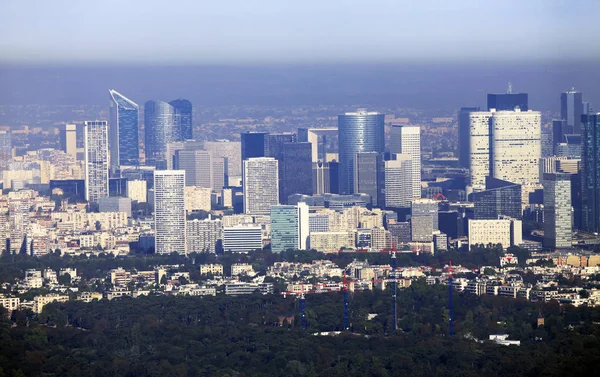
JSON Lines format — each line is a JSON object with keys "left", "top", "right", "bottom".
{"left": 109, "top": 90, "right": 139, "bottom": 173}
{"left": 154, "top": 170, "right": 186, "bottom": 254}
{"left": 384, "top": 155, "right": 412, "bottom": 208}
{"left": 543, "top": 173, "right": 572, "bottom": 249}
{"left": 84, "top": 121, "right": 109, "bottom": 204}
{"left": 581, "top": 113, "right": 600, "bottom": 233}
{"left": 243, "top": 157, "right": 279, "bottom": 215}
{"left": 270, "top": 203, "right": 309, "bottom": 253}
{"left": 389, "top": 125, "right": 421, "bottom": 198}
{"left": 169, "top": 99, "right": 193, "bottom": 140}
{"left": 144, "top": 100, "right": 179, "bottom": 169}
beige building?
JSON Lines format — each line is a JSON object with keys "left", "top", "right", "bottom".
{"left": 309, "top": 231, "right": 355, "bottom": 253}
{"left": 468, "top": 219, "right": 522, "bottom": 251}
{"left": 0, "top": 296, "right": 20, "bottom": 313}
{"left": 126, "top": 180, "right": 147, "bottom": 203}
{"left": 185, "top": 186, "right": 212, "bottom": 212}
{"left": 200, "top": 264, "right": 224, "bottom": 276}
{"left": 33, "top": 294, "right": 69, "bottom": 313}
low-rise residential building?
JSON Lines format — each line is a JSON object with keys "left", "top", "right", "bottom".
{"left": 33, "top": 294, "right": 69, "bottom": 313}
{"left": 200, "top": 264, "right": 224, "bottom": 276}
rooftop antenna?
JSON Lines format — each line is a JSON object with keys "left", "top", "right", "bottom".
{"left": 507, "top": 82, "right": 513, "bottom": 94}
{"left": 343, "top": 272, "right": 350, "bottom": 331}
{"left": 391, "top": 250, "right": 398, "bottom": 332}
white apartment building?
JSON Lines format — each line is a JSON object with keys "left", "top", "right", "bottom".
{"left": 309, "top": 231, "right": 355, "bottom": 253}
{"left": 126, "top": 180, "right": 147, "bottom": 203}
{"left": 223, "top": 225, "right": 262, "bottom": 253}
{"left": 389, "top": 125, "right": 421, "bottom": 198}
{"left": 84, "top": 121, "right": 109, "bottom": 203}
{"left": 154, "top": 170, "right": 186, "bottom": 254}
{"left": 384, "top": 155, "right": 413, "bottom": 208}
{"left": 243, "top": 157, "right": 279, "bottom": 215}
{"left": 185, "top": 186, "right": 212, "bottom": 212}
{"left": 468, "top": 218, "right": 522, "bottom": 250}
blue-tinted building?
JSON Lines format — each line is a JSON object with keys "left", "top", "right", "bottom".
{"left": 487, "top": 93, "right": 528, "bottom": 111}
{"left": 144, "top": 100, "right": 179, "bottom": 169}
{"left": 281, "top": 142, "right": 313, "bottom": 203}
{"left": 473, "top": 177, "right": 522, "bottom": 220}
{"left": 170, "top": 99, "right": 193, "bottom": 140}
{"left": 581, "top": 113, "right": 600, "bottom": 233}
{"left": 109, "top": 177, "right": 127, "bottom": 197}
{"left": 338, "top": 110, "right": 385, "bottom": 194}
{"left": 241, "top": 132, "right": 268, "bottom": 161}
{"left": 49, "top": 179, "right": 86, "bottom": 201}
{"left": 270, "top": 204, "right": 309, "bottom": 253}
{"left": 109, "top": 90, "right": 140, "bottom": 173}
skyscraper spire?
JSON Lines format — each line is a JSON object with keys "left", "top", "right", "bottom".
{"left": 507, "top": 82, "right": 513, "bottom": 94}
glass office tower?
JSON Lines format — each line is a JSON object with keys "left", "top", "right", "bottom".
{"left": 581, "top": 113, "right": 600, "bottom": 233}
{"left": 144, "top": 100, "right": 179, "bottom": 169}
{"left": 109, "top": 90, "right": 139, "bottom": 174}
{"left": 170, "top": 99, "right": 193, "bottom": 140}
{"left": 337, "top": 110, "right": 385, "bottom": 195}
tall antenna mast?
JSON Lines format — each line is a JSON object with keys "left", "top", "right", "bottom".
{"left": 343, "top": 272, "right": 349, "bottom": 331}
{"left": 507, "top": 82, "right": 513, "bottom": 94}
{"left": 300, "top": 293, "right": 306, "bottom": 329}
{"left": 448, "top": 261, "right": 455, "bottom": 336}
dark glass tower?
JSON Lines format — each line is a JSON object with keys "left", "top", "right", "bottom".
{"left": 267, "top": 133, "right": 296, "bottom": 159}
{"left": 281, "top": 142, "right": 313, "bottom": 203}
{"left": 338, "top": 110, "right": 385, "bottom": 194}
{"left": 241, "top": 132, "right": 268, "bottom": 161}
{"left": 581, "top": 113, "right": 600, "bottom": 233}
{"left": 169, "top": 99, "right": 193, "bottom": 140}
{"left": 109, "top": 90, "right": 140, "bottom": 173}
{"left": 561, "top": 89, "right": 584, "bottom": 135}
{"left": 354, "top": 152, "right": 384, "bottom": 208}
{"left": 487, "top": 93, "right": 528, "bottom": 111}
{"left": 144, "top": 100, "right": 178, "bottom": 169}
{"left": 473, "top": 177, "right": 522, "bottom": 220}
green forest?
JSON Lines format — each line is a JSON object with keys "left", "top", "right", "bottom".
{"left": 2, "top": 279, "right": 600, "bottom": 377}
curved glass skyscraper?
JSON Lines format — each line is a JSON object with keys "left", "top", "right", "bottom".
{"left": 145, "top": 100, "right": 179, "bottom": 169}
{"left": 337, "top": 110, "right": 385, "bottom": 194}
{"left": 170, "top": 99, "right": 193, "bottom": 140}
{"left": 109, "top": 90, "right": 139, "bottom": 173}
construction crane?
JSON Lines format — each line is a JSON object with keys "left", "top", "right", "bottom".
{"left": 448, "top": 261, "right": 455, "bottom": 336}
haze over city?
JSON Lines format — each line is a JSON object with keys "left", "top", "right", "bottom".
{"left": 1, "top": 1, "right": 600, "bottom": 377}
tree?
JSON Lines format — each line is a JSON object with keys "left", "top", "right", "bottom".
{"left": 57, "top": 273, "right": 71, "bottom": 285}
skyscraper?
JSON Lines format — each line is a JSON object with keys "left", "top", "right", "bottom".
{"left": 552, "top": 119, "right": 567, "bottom": 154}
{"left": 241, "top": 132, "right": 268, "bottom": 161}
{"left": 313, "top": 161, "right": 330, "bottom": 195}
{"left": 390, "top": 125, "right": 421, "bottom": 198}
{"left": 243, "top": 157, "right": 279, "bottom": 215}
{"left": 298, "top": 128, "right": 339, "bottom": 162}
{"left": 270, "top": 202, "right": 309, "bottom": 253}
{"left": 561, "top": 88, "right": 583, "bottom": 135}
{"left": 281, "top": 142, "right": 313, "bottom": 203}
{"left": 170, "top": 99, "right": 193, "bottom": 140}
{"left": 487, "top": 92, "right": 528, "bottom": 111}
{"left": 203, "top": 140, "right": 242, "bottom": 178}
{"left": 144, "top": 100, "right": 179, "bottom": 169}
{"left": 353, "top": 152, "right": 384, "bottom": 207}
{"left": 543, "top": 173, "right": 572, "bottom": 249}
{"left": 0, "top": 130, "right": 12, "bottom": 171}
{"left": 458, "top": 107, "right": 480, "bottom": 169}
{"left": 84, "top": 121, "right": 109, "bottom": 204}
{"left": 466, "top": 111, "right": 493, "bottom": 191}
{"left": 109, "top": 90, "right": 139, "bottom": 174}
{"left": 473, "top": 177, "right": 522, "bottom": 220}
{"left": 59, "top": 124, "right": 77, "bottom": 160}
{"left": 581, "top": 113, "right": 600, "bottom": 233}
{"left": 175, "top": 150, "right": 212, "bottom": 187}
{"left": 338, "top": 110, "right": 385, "bottom": 195}
{"left": 154, "top": 170, "right": 186, "bottom": 254}
{"left": 384, "top": 155, "right": 412, "bottom": 208}
{"left": 491, "top": 110, "right": 542, "bottom": 194}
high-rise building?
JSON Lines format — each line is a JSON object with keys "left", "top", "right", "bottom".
{"left": 328, "top": 161, "right": 340, "bottom": 194}
{"left": 175, "top": 150, "right": 212, "bottom": 188}
{"left": 98, "top": 197, "right": 132, "bottom": 217}
{"left": 458, "top": 107, "right": 480, "bottom": 169}
{"left": 185, "top": 186, "right": 212, "bottom": 212}
{"left": 186, "top": 217, "right": 222, "bottom": 253}
{"left": 0, "top": 130, "right": 12, "bottom": 175}
{"left": 154, "top": 170, "right": 186, "bottom": 254}
{"left": 84, "top": 121, "right": 109, "bottom": 204}
{"left": 353, "top": 152, "right": 384, "bottom": 207}
{"left": 552, "top": 119, "right": 567, "bottom": 153}
{"left": 126, "top": 179, "right": 147, "bottom": 203}
{"left": 313, "top": 161, "right": 330, "bottom": 195}
{"left": 241, "top": 132, "right": 268, "bottom": 161}
{"left": 109, "top": 177, "right": 127, "bottom": 197}
{"left": 467, "top": 111, "right": 493, "bottom": 191}
{"left": 270, "top": 203, "right": 310, "bottom": 253}
{"left": 543, "top": 173, "right": 572, "bottom": 249}
{"left": 267, "top": 133, "right": 296, "bottom": 159}
{"left": 338, "top": 110, "right": 385, "bottom": 194}
{"left": 281, "top": 142, "right": 312, "bottom": 203}
{"left": 298, "top": 128, "right": 339, "bottom": 162}
{"left": 487, "top": 92, "right": 528, "bottom": 111}
{"left": 144, "top": 100, "right": 179, "bottom": 169}
{"left": 165, "top": 140, "right": 204, "bottom": 170}
{"left": 59, "top": 124, "right": 77, "bottom": 160}
{"left": 581, "top": 113, "right": 600, "bottom": 233}
{"left": 473, "top": 177, "right": 522, "bottom": 220}
{"left": 390, "top": 125, "right": 421, "bottom": 198}
{"left": 561, "top": 89, "right": 584, "bottom": 135}
{"left": 384, "top": 155, "right": 412, "bottom": 208}
{"left": 491, "top": 110, "right": 542, "bottom": 196}
{"left": 203, "top": 140, "right": 242, "bottom": 178}
{"left": 468, "top": 218, "right": 522, "bottom": 250}
{"left": 109, "top": 90, "right": 139, "bottom": 174}
{"left": 412, "top": 198, "right": 439, "bottom": 230}
{"left": 243, "top": 157, "right": 279, "bottom": 215}
{"left": 169, "top": 99, "right": 193, "bottom": 140}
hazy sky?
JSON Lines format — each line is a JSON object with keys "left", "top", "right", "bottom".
{"left": 1, "top": 0, "right": 599, "bottom": 64}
